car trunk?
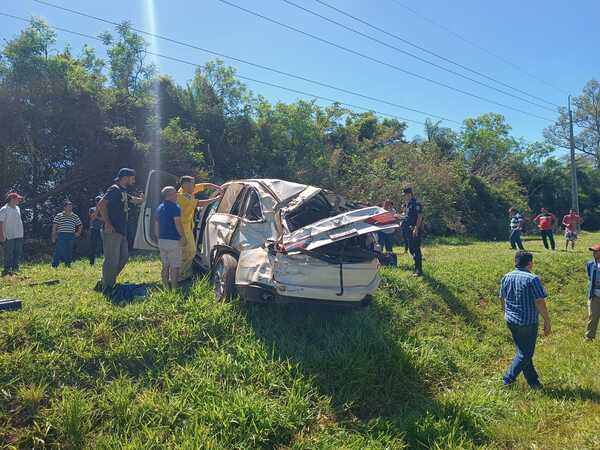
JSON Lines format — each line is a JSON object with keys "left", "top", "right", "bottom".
{"left": 273, "top": 192, "right": 398, "bottom": 300}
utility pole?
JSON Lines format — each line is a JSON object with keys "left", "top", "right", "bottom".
{"left": 568, "top": 95, "right": 580, "bottom": 214}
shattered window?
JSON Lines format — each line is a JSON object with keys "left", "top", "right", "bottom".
{"left": 243, "top": 189, "right": 263, "bottom": 221}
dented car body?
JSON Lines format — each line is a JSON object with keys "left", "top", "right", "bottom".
{"left": 135, "top": 171, "right": 398, "bottom": 305}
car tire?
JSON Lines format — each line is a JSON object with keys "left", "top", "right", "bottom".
{"left": 213, "top": 254, "right": 238, "bottom": 301}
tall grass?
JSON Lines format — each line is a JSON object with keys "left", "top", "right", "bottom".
{"left": 1, "top": 233, "right": 599, "bottom": 449}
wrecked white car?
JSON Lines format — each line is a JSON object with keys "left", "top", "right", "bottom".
{"left": 135, "top": 171, "right": 398, "bottom": 306}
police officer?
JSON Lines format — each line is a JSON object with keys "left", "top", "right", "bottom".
{"left": 401, "top": 187, "right": 424, "bottom": 277}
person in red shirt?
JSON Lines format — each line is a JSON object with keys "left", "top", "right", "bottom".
{"left": 533, "top": 208, "right": 557, "bottom": 250}
{"left": 562, "top": 209, "right": 582, "bottom": 251}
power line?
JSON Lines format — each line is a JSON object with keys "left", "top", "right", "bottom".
{"left": 312, "top": 0, "right": 561, "bottom": 108}
{"left": 0, "top": 12, "right": 427, "bottom": 126}
{"left": 387, "top": 0, "right": 569, "bottom": 95}
{"left": 216, "top": 0, "right": 554, "bottom": 122}
{"left": 282, "top": 0, "right": 557, "bottom": 112}
{"left": 29, "top": 0, "right": 459, "bottom": 124}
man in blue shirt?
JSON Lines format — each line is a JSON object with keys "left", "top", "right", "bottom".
{"left": 155, "top": 186, "right": 186, "bottom": 290}
{"left": 96, "top": 168, "right": 144, "bottom": 295}
{"left": 584, "top": 244, "right": 600, "bottom": 340}
{"left": 500, "top": 251, "right": 551, "bottom": 388}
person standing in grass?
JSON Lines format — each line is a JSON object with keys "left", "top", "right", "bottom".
{"left": 0, "top": 192, "right": 24, "bottom": 277}
{"left": 51, "top": 201, "right": 82, "bottom": 268}
{"left": 156, "top": 186, "right": 186, "bottom": 290}
{"left": 562, "top": 209, "right": 582, "bottom": 251}
{"left": 533, "top": 208, "right": 557, "bottom": 250}
{"left": 508, "top": 207, "right": 525, "bottom": 250}
{"left": 500, "top": 251, "right": 551, "bottom": 389}
{"left": 88, "top": 195, "right": 104, "bottom": 266}
{"left": 401, "top": 187, "right": 424, "bottom": 277}
{"left": 378, "top": 199, "right": 398, "bottom": 253}
{"left": 584, "top": 244, "right": 600, "bottom": 341}
{"left": 97, "top": 168, "right": 144, "bottom": 295}
{"left": 176, "top": 176, "right": 222, "bottom": 281}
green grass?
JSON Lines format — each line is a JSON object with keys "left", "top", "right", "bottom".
{"left": 1, "top": 234, "right": 599, "bottom": 449}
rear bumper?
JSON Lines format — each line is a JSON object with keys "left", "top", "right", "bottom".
{"left": 236, "top": 272, "right": 380, "bottom": 306}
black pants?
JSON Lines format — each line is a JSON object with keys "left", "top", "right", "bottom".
{"left": 401, "top": 226, "right": 410, "bottom": 252}
{"left": 89, "top": 229, "right": 103, "bottom": 265}
{"left": 405, "top": 228, "right": 422, "bottom": 274}
{"left": 541, "top": 230, "right": 555, "bottom": 250}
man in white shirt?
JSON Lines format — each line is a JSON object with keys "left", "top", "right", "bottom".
{"left": 0, "top": 192, "right": 25, "bottom": 276}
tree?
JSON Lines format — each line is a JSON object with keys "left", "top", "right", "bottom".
{"left": 461, "top": 113, "right": 520, "bottom": 181}
{"left": 544, "top": 80, "right": 600, "bottom": 166}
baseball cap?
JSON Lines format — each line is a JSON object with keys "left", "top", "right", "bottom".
{"left": 114, "top": 168, "right": 136, "bottom": 181}
{"left": 589, "top": 244, "right": 600, "bottom": 252}
{"left": 402, "top": 187, "right": 413, "bottom": 194}
{"left": 6, "top": 192, "right": 23, "bottom": 201}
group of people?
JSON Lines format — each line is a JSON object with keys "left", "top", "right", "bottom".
{"left": 499, "top": 246, "right": 600, "bottom": 389}
{"left": 378, "top": 187, "right": 424, "bottom": 277}
{"left": 509, "top": 207, "right": 582, "bottom": 252}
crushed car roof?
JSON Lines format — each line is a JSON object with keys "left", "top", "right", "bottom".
{"left": 229, "top": 179, "right": 310, "bottom": 202}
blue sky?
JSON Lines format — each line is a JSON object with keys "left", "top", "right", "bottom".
{"left": 2, "top": 0, "right": 598, "bottom": 143}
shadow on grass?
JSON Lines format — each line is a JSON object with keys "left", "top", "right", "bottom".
{"left": 421, "top": 273, "right": 482, "bottom": 329}
{"left": 542, "top": 386, "right": 600, "bottom": 403}
{"left": 242, "top": 300, "right": 488, "bottom": 448}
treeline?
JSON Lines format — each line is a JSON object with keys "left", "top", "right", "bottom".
{"left": 2, "top": 20, "right": 600, "bottom": 240}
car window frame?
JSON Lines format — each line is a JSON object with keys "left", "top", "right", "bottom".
{"left": 240, "top": 187, "right": 265, "bottom": 223}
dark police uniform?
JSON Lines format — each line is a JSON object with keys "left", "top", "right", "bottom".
{"left": 401, "top": 197, "right": 424, "bottom": 275}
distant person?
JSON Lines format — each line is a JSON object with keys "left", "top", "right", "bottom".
{"left": 500, "top": 251, "right": 551, "bottom": 389}
{"left": 533, "top": 208, "right": 557, "bottom": 250}
{"left": 156, "top": 186, "right": 185, "bottom": 290}
{"left": 508, "top": 207, "right": 525, "bottom": 250}
{"left": 176, "top": 176, "right": 222, "bottom": 280}
{"left": 562, "top": 209, "right": 582, "bottom": 251}
{"left": 584, "top": 244, "right": 600, "bottom": 341}
{"left": 0, "top": 192, "right": 24, "bottom": 277}
{"left": 377, "top": 199, "right": 397, "bottom": 253}
{"left": 96, "top": 168, "right": 144, "bottom": 295}
{"left": 401, "top": 187, "right": 424, "bottom": 277}
{"left": 51, "top": 201, "right": 82, "bottom": 268}
{"left": 88, "top": 195, "right": 104, "bottom": 265}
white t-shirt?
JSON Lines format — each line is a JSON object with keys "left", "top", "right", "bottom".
{"left": 0, "top": 204, "right": 24, "bottom": 240}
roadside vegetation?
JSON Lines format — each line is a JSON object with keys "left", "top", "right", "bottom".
{"left": 1, "top": 234, "right": 599, "bottom": 449}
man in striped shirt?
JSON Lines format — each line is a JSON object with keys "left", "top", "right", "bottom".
{"left": 51, "top": 201, "right": 82, "bottom": 268}
{"left": 500, "top": 251, "right": 551, "bottom": 389}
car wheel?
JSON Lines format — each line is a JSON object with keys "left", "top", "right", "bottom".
{"left": 213, "top": 254, "right": 238, "bottom": 301}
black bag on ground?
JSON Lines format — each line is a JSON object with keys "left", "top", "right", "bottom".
{"left": 378, "top": 252, "right": 397, "bottom": 267}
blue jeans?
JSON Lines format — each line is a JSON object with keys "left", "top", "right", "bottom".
{"left": 52, "top": 232, "right": 76, "bottom": 268}
{"left": 510, "top": 230, "right": 524, "bottom": 250}
{"left": 504, "top": 322, "right": 540, "bottom": 386}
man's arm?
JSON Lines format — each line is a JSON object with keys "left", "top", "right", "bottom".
{"left": 51, "top": 223, "right": 58, "bottom": 243}
{"left": 128, "top": 193, "right": 145, "bottom": 206}
{"left": 97, "top": 198, "right": 113, "bottom": 233}
{"left": 414, "top": 213, "right": 423, "bottom": 236}
{"left": 154, "top": 219, "right": 160, "bottom": 241}
{"left": 75, "top": 217, "right": 82, "bottom": 237}
{"left": 195, "top": 183, "right": 222, "bottom": 194}
{"left": 0, "top": 222, "right": 5, "bottom": 242}
{"left": 174, "top": 217, "right": 186, "bottom": 245}
{"left": 534, "top": 299, "right": 551, "bottom": 336}
{"left": 197, "top": 195, "right": 222, "bottom": 207}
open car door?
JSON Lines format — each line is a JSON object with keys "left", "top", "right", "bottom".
{"left": 133, "top": 170, "right": 179, "bottom": 250}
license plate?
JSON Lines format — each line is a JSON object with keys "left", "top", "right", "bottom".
{"left": 330, "top": 227, "right": 358, "bottom": 240}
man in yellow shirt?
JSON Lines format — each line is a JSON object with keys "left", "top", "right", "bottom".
{"left": 177, "top": 176, "right": 222, "bottom": 280}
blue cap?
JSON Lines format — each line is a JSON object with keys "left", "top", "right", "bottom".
{"left": 114, "top": 168, "right": 136, "bottom": 181}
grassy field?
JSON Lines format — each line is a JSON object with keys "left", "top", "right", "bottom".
{"left": 1, "top": 233, "right": 599, "bottom": 449}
